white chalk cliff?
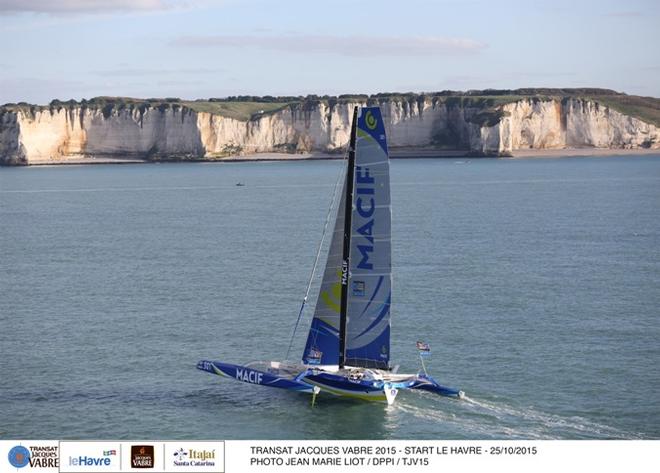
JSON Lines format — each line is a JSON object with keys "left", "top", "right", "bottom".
{"left": 1, "top": 97, "right": 658, "bottom": 165}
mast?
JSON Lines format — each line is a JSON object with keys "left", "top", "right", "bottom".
{"left": 338, "top": 106, "right": 358, "bottom": 369}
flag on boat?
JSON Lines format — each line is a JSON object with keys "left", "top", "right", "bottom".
{"left": 306, "top": 348, "right": 323, "bottom": 364}
{"left": 416, "top": 341, "right": 431, "bottom": 355}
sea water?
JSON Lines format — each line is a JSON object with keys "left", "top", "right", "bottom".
{"left": 1, "top": 155, "right": 659, "bottom": 440}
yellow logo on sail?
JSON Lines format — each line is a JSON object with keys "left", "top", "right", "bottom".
{"left": 365, "top": 110, "right": 378, "bottom": 130}
{"left": 321, "top": 269, "right": 342, "bottom": 313}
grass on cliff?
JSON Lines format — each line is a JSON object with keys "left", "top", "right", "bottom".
{"left": 587, "top": 95, "right": 660, "bottom": 128}
{"left": 429, "top": 93, "right": 660, "bottom": 128}
{"left": 3, "top": 89, "right": 660, "bottom": 128}
{"left": 432, "top": 95, "right": 527, "bottom": 126}
{"left": 181, "top": 101, "right": 290, "bottom": 121}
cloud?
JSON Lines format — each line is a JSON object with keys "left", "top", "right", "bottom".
{"left": 0, "top": 76, "right": 89, "bottom": 104}
{"left": 0, "top": 0, "right": 175, "bottom": 14}
{"left": 92, "top": 67, "right": 224, "bottom": 76}
{"left": 602, "top": 11, "right": 643, "bottom": 18}
{"left": 172, "top": 34, "right": 486, "bottom": 57}
{"left": 156, "top": 79, "right": 206, "bottom": 86}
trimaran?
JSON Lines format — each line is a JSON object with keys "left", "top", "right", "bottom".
{"left": 197, "top": 106, "right": 463, "bottom": 405}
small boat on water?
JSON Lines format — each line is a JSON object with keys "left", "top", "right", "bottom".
{"left": 197, "top": 106, "right": 463, "bottom": 404}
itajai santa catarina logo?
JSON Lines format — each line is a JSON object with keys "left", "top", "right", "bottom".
{"left": 173, "top": 448, "right": 216, "bottom": 468}
{"left": 8, "top": 446, "right": 30, "bottom": 468}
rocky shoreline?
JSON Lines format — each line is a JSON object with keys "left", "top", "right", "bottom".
{"left": 16, "top": 147, "right": 659, "bottom": 167}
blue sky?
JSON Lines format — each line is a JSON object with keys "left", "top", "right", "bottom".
{"left": 1, "top": 0, "right": 659, "bottom": 104}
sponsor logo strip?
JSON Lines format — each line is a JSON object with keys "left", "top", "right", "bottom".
{"left": 54, "top": 441, "right": 224, "bottom": 472}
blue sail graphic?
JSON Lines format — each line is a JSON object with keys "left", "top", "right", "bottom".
{"left": 345, "top": 107, "right": 391, "bottom": 368}
{"left": 303, "top": 107, "right": 391, "bottom": 368}
{"left": 302, "top": 179, "right": 346, "bottom": 365}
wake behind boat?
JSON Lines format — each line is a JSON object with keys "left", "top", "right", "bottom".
{"left": 197, "top": 106, "right": 463, "bottom": 405}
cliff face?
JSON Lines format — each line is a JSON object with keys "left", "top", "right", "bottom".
{"left": 2, "top": 107, "right": 204, "bottom": 163}
{"left": 197, "top": 102, "right": 355, "bottom": 155}
{"left": 0, "top": 111, "right": 24, "bottom": 165}
{"left": 1, "top": 97, "right": 659, "bottom": 165}
{"left": 496, "top": 99, "right": 660, "bottom": 153}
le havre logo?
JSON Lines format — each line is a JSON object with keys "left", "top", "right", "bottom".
{"left": 131, "top": 445, "right": 155, "bottom": 469}
{"left": 68, "top": 448, "right": 116, "bottom": 468}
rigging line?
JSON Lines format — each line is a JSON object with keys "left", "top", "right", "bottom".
{"left": 285, "top": 151, "right": 348, "bottom": 362}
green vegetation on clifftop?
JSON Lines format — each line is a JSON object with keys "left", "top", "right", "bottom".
{"left": 2, "top": 89, "right": 659, "bottom": 127}
{"left": 181, "top": 101, "right": 290, "bottom": 121}
{"left": 586, "top": 94, "right": 660, "bottom": 128}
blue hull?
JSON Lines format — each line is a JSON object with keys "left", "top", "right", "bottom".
{"left": 301, "top": 370, "right": 464, "bottom": 401}
{"left": 302, "top": 372, "right": 394, "bottom": 401}
{"left": 197, "top": 360, "right": 463, "bottom": 401}
{"left": 409, "top": 374, "right": 464, "bottom": 398}
{"left": 196, "top": 360, "right": 314, "bottom": 393}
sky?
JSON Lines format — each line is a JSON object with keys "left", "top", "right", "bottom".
{"left": 1, "top": 0, "right": 659, "bottom": 104}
